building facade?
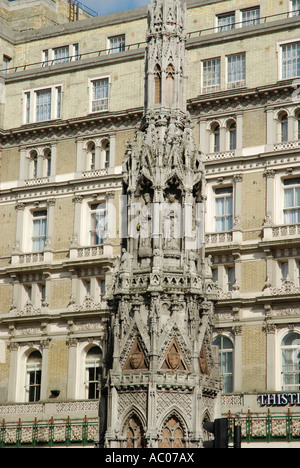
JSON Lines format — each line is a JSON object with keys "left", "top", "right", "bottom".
{"left": 1, "top": 0, "right": 300, "bottom": 447}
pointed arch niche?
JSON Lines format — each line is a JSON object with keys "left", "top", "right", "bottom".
{"left": 166, "top": 63, "right": 175, "bottom": 106}
{"left": 121, "top": 413, "right": 146, "bottom": 448}
{"left": 154, "top": 64, "right": 162, "bottom": 105}
{"left": 159, "top": 413, "right": 187, "bottom": 448}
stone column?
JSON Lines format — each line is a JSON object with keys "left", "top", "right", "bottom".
{"left": 263, "top": 169, "right": 276, "bottom": 241}
{"left": 46, "top": 198, "right": 56, "bottom": 246}
{"left": 265, "top": 321, "right": 277, "bottom": 391}
{"left": 233, "top": 174, "right": 243, "bottom": 244}
{"left": 40, "top": 339, "right": 51, "bottom": 401}
{"left": 15, "top": 202, "right": 25, "bottom": 252}
{"left": 233, "top": 326, "right": 242, "bottom": 393}
{"left": 66, "top": 337, "right": 78, "bottom": 400}
{"left": 73, "top": 195, "right": 83, "bottom": 245}
{"left": 7, "top": 342, "right": 19, "bottom": 402}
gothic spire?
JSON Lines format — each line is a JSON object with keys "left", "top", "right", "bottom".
{"left": 144, "top": 0, "right": 187, "bottom": 116}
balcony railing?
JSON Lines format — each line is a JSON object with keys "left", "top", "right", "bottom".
{"left": 272, "top": 224, "right": 300, "bottom": 238}
{"left": 0, "top": 417, "right": 98, "bottom": 448}
{"left": 205, "top": 231, "right": 233, "bottom": 244}
{"left": 2, "top": 8, "right": 300, "bottom": 75}
{"left": 228, "top": 410, "right": 300, "bottom": 443}
{"left": 274, "top": 141, "right": 300, "bottom": 152}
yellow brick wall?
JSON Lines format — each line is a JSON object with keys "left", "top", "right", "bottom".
{"left": 0, "top": 284, "right": 13, "bottom": 315}
{"left": 243, "top": 110, "right": 266, "bottom": 148}
{"left": 1, "top": 148, "right": 19, "bottom": 183}
{"left": 241, "top": 172, "right": 265, "bottom": 231}
{"left": 0, "top": 346, "right": 9, "bottom": 402}
{"left": 50, "top": 278, "right": 71, "bottom": 310}
{"left": 56, "top": 140, "right": 76, "bottom": 175}
{"left": 241, "top": 261, "right": 266, "bottom": 294}
{"left": 242, "top": 325, "right": 266, "bottom": 392}
{"left": 0, "top": 204, "right": 17, "bottom": 257}
{"left": 52, "top": 196, "right": 74, "bottom": 251}
{"left": 115, "top": 130, "right": 136, "bottom": 166}
{"left": 47, "top": 339, "right": 69, "bottom": 398}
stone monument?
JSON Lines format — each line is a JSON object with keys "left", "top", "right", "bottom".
{"left": 101, "top": 0, "right": 221, "bottom": 448}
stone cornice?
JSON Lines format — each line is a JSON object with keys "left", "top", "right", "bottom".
{"left": 0, "top": 106, "right": 144, "bottom": 147}
{"left": 188, "top": 80, "right": 295, "bottom": 116}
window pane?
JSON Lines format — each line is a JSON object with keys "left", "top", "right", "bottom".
{"left": 241, "top": 8, "right": 260, "bottom": 26}
{"left": 90, "top": 204, "right": 106, "bottom": 245}
{"left": 215, "top": 197, "right": 224, "bottom": 216}
{"left": 282, "top": 332, "right": 300, "bottom": 346}
{"left": 57, "top": 87, "right": 62, "bottom": 119}
{"left": 228, "top": 54, "right": 246, "bottom": 83}
{"left": 109, "top": 35, "right": 125, "bottom": 53}
{"left": 36, "top": 89, "right": 51, "bottom": 121}
{"left": 92, "top": 79, "right": 109, "bottom": 112}
{"left": 213, "top": 336, "right": 233, "bottom": 393}
{"left": 282, "top": 43, "right": 300, "bottom": 79}
{"left": 295, "top": 187, "right": 300, "bottom": 206}
{"left": 292, "top": 0, "right": 300, "bottom": 15}
{"left": 53, "top": 46, "right": 69, "bottom": 64}
{"left": 218, "top": 13, "right": 235, "bottom": 32}
{"left": 203, "top": 58, "right": 220, "bottom": 88}
{"left": 284, "top": 188, "right": 294, "bottom": 208}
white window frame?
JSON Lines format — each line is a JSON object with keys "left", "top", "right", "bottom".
{"left": 278, "top": 39, "right": 300, "bottom": 81}
{"left": 216, "top": 12, "right": 236, "bottom": 32}
{"left": 32, "top": 209, "right": 48, "bottom": 252}
{"left": 290, "top": 0, "right": 300, "bottom": 17}
{"left": 215, "top": 186, "right": 234, "bottom": 233}
{"left": 85, "top": 347, "right": 102, "bottom": 400}
{"left": 213, "top": 335, "right": 234, "bottom": 393}
{"left": 240, "top": 7, "right": 260, "bottom": 27}
{"left": 107, "top": 35, "right": 125, "bottom": 54}
{"left": 90, "top": 202, "right": 107, "bottom": 246}
{"left": 42, "top": 44, "right": 79, "bottom": 66}
{"left": 2, "top": 55, "right": 11, "bottom": 74}
{"left": 283, "top": 176, "right": 300, "bottom": 224}
{"left": 25, "top": 352, "right": 42, "bottom": 403}
{"left": 202, "top": 57, "right": 221, "bottom": 93}
{"left": 88, "top": 76, "right": 110, "bottom": 114}
{"left": 279, "top": 330, "right": 300, "bottom": 392}
{"left": 23, "top": 84, "right": 63, "bottom": 124}
{"left": 74, "top": 341, "right": 102, "bottom": 400}
{"left": 226, "top": 53, "right": 246, "bottom": 89}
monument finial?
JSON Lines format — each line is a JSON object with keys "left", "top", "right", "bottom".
{"left": 145, "top": 0, "right": 187, "bottom": 115}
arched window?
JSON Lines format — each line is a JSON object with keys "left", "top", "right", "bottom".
{"left": 159, "top": 415, "right": 187, "bottom": 448}
{"left": 29, "top": 150, "right": 38, "bottom": 179}
{"left": 122, "top": 414, "right": 145, "bottom": 448}
{"left": 86, "top": 141, "right": 96, "bottom": 171}
{"left": 228, "top": 121, "right": 237, "bottom": 150}
{"left": 213, "top": 336, "right": 234, "bottom": 393}
{"left": 154, "top": 64, "right": 162, "bottom": 105}
{"left": 102, "top": 139, "right": 110, "bottom": 169}
{"left": 166, "top": 63, "right": 175, "bottom": 106}
{"left": 295, "top": 109, "right": 300, "bottom": 140}
{"left": 281, "top": 332, "right": 300, "bottom": 391}
{"left": 26, "top": 350, "right": 42, "bottom": 402}
{"left": 279, "top": 111, "right": 288, "bottom": 143}
{"left": 44, "top": 148, "right": 52, "bottom": 177}
{"left": 85, "top": 346, "right": 102, "bottom": 399}
{"left": 211, "top": 122, "right": 220, "bottom": 153}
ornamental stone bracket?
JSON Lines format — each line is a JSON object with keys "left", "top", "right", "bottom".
{"left": 263, "top": 275, "right": 300, "bottom": 297}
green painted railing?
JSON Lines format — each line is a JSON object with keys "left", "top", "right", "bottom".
{"left": 228, "top": 410, "right": 300, "bottom": 443}
{"left": 0, "top": 416, "right": 98, "bottom": 448}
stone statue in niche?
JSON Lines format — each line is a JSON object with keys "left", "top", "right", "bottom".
{"left": 138, "top": 192, "right": 152, "bottom": 257}
{"left": 120, "top": 248, "right": 133, "bottom": 272}
{"left": 162, "top": 193, "right": 181, "bottom": 251}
